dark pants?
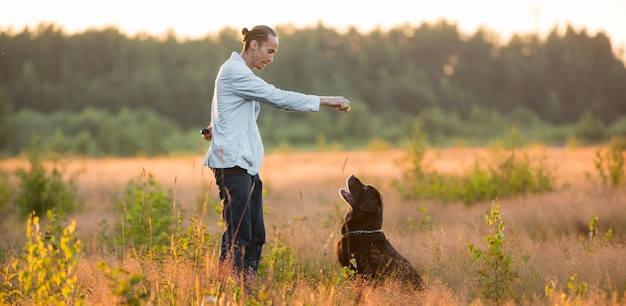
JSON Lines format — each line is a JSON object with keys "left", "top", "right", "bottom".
{"left": 213, "top": 167, "right": 265, "bottom": 278}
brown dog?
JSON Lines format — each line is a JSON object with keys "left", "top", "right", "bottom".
{"left": 336, "top": 175, "right": 423, "bottom": 289}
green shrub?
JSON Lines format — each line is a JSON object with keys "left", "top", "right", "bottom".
{"left": 395, "top": 124, "right": 556, "bottom": 205}
{"left": 97, "top": 261, "right": 149, "bottom": 305}
{"left": 608, "top": 117, "right": 626, "bottom": 137}
{"left": 170, "top": 216, "right": 213, "bottom": 262}
{"left": 392, "top": 121, "right": 437, "bottom": 199}
{"left": 575, "top": 111, "right": 607, "bottom": 144}
{"left": 593, "top": 138, "right": 625, "bottom": 187}
{"left": 114, "top": 171, "right": 178, "bottom": 257}
{"left": 15, "top": 210, "right": 84, "bottom": 305}
{"left": 13, "top": 138, "right": 81, "bottom": 218}
{"left": 0, "top": 89, "right": 14, "bottom": 153}
{"left": 459, "top": 161, "right": 500, "bottom": 204}
{"left": 487, "top": 147, "right": 556, "bottom": 197}
{"left": 468, "top": 204, "right": 517, "bottom": 304}
{"left": 0, "top": 169, "right": 11, "bottom": 215}
{"left": 260, "top": 225, "right": 296, "bottom": 287}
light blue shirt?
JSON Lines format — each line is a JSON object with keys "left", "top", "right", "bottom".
{"left": 203, "top": 52, "right": 320, "bottom": 175}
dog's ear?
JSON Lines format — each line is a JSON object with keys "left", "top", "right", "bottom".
{"left": 361, "top": 193, "right": 382, "bottom": 212}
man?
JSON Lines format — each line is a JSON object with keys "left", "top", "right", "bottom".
{"left": 202, "top": 25, "right": 351, "bottom": 290}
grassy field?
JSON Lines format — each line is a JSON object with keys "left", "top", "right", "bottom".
{"left": 1, "top": 146, "right": 625, "bottom": 305}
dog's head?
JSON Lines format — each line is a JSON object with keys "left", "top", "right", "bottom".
{"left": 339, "top": 175, "right": 383, "bottom": 232}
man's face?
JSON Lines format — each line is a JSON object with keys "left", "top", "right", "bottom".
{"left": 250, "top": 35, "right": 278, "bottom": 70}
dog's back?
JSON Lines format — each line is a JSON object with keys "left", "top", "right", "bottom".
{"left": 337, "top": 230, "right": 423, "bottom": 288}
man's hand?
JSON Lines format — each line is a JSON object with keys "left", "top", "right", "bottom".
{"left": 320, "top": 96, "right": 351, "bottom": 113}
{"left": 201, "top": 125, "right": 212, "bottom": 141}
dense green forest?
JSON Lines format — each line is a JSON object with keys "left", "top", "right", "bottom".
{"left": 1, "top": 21, "right": 625, "bottom": 156}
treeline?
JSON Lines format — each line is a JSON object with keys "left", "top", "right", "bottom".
{"left": 1, "top": 21, "right": 625, "bottom": 156}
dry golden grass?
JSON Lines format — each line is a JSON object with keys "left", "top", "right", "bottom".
{"left": 1, "top": 146, "right": 625, "bottom": 305}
